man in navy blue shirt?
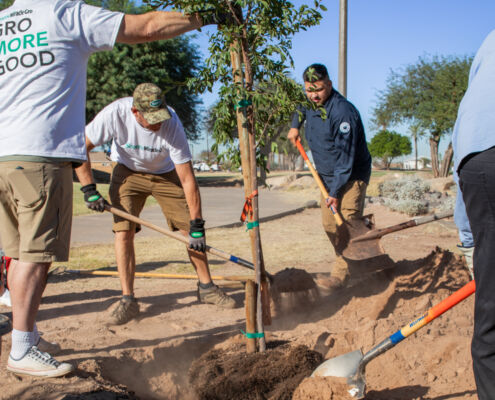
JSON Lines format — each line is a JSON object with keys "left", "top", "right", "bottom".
{"left": 289, "top": 64, "right": 371, "bottom": 290}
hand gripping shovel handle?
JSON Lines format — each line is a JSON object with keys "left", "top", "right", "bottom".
{"left": 358, "top": 280, "right": 476, "bottom": 374}
{"left": 105, "top": 204, "right": 256, "bottom": 272}
{"left": 295, "top": 140, "right": 344, "bottom": 226}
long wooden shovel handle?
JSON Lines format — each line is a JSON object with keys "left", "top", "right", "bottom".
{"left": 105, "top": 205, "right": 256, "bottom": 271}
{"left": 295, "top": 140, "right": 344, "bottom": 226}
{"left": 351, "top": 209, "right": 454, "bottom": 242}
{"left": 68, "top": 269, "right": 253, "bottom": 282}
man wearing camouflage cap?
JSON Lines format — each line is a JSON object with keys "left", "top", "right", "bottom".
{"left": 75, "top": 83, "right": 235, "bottom": 326}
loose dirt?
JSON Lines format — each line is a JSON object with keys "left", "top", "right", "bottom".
{"left": 189, "top": 342, "right": 323, "bottom": 400}
{"left": 0, "top": 203, "right": 476, "bottom": 399}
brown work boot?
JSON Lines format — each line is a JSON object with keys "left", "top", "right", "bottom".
{"left": 197, "top": 284, "right": 236, "bottom": 309}
{"left": 107, "top": 297, "right": 140, "bottom": 325}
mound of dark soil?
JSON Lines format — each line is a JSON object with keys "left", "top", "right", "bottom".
{"left": 188, "top": 343, "right": 323, "bottom": 400}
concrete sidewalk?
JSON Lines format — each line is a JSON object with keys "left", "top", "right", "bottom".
{"left": 70, "top": 186, "right": 313, "bottom": 246}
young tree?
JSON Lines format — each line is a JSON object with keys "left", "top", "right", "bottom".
{"left": 371, "top": 55, "right": 472, "bottom": 177}
{"left": 145, "top": 0, "right": 325, "bottom": 350}
{"left": 368, "top": 130, "right": 412, "bottom": 169}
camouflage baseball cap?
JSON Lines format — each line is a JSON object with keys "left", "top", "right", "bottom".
{"left": 133, "top": 83, "right": 171, "bottom": 124}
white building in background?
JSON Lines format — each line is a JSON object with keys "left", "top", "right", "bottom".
{"left": 403, "top": 158, "right": 430, "bottom": 170}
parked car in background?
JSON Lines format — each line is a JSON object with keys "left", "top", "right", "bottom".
{"left": 210, "top": 163, "right": 221, "bottom": 172}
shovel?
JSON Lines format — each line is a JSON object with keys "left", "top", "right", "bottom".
{"left": 105, "top": 204, "right": 260, "bottom": 274}
{"left": 350, "top": 209, "right": 454, "bottom": 243}
{"left": 295, "top": 141, "right": 385, "bottom": 260}
{"left": 311, "top": 279, "right": 475, "bottom": 398}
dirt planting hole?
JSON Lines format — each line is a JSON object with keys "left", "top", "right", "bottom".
{"left": 188, "top": 342, "right": 324, "bottom": 400}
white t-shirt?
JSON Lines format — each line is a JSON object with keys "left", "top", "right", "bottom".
{"left": 0, "top": 0, "right": 123, "bottom": 160}
{"left": 86, "top": 97, "right": 192, "bottom": 174}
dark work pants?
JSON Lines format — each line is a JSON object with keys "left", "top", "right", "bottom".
{"left": 459, "top": 147, "right": 495, "bottom": 400}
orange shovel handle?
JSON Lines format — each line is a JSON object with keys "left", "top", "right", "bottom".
{"left": 296, "top": 140, "right": 344, "bottom": 226}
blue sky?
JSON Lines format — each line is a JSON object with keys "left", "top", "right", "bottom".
{"left": 162, "top": 1, "right": 495, "bottom": 158}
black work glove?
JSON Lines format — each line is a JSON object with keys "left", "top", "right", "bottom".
{"left": 189, "top": 219, "right": 206, "bottom": 253}
{"left": 80, "top": 183, "right": 106, "bottom": 212}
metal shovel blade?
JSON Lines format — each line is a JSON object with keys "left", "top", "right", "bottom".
{"left": 311, "top": 350, "right": 366, "bottom": 398}
{"left": 311, "top": 349, "right": 363, "bottom": 378}
{"left": 339, "top": 217, "right": 385, "bottom": 261}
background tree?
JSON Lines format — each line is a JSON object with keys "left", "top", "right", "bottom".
{"left": 368, "top": 129, "right": 412, "bottom": 169}
{"left": 408, "top": 124, "right": 424, "bottom": 170}
{"left": 85, "top": 0, "right": 203, "bottom": 140}
{"left": 0, "top": 0, "right": 13, "bottom": 10}
{"left": 87, "top": 38, "right": 203, "bottom": 140}
{"left": 371, "top": 55, "right": 472, "bottom": 177}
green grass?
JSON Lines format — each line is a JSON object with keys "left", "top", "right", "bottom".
{"left": 72, "top": 183, "right": 157, "bottom": 216}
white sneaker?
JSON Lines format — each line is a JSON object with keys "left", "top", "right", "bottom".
{"left": 7, "top": 346, "right": 74, "bottom": 377}
{"left": 36, "top": 336, "right": 62, "bottom": 355}
{"left": 0, "top": 288, "right": 11, "bottom": 307}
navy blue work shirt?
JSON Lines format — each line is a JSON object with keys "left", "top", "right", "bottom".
{"left": 291, "top": 89, "right": 371, "bottom": 198}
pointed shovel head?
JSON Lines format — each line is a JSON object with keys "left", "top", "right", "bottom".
{"left": 338, "top": 215, "right": 385, "bottom": 261}
{"left": 311, "top": 350, "right": 366, "bottom": 399}
{"left": 311, "top": 349, "right": 363, "bottom": 378}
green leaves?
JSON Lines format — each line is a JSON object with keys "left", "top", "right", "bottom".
{"left": 87, "top": 38, "right": 203, "bottom": 140}
{"left": 144, "top": 0, "right": 324, "bottom": 168}
{"left": 371, "top": 55, "right": 472, "bottom": 175}
{"left": 368, "top": 130, "right": 412, "bottom": 169}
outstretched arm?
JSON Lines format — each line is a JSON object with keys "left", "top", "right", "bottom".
{"left": 117, "top": 11, "right": 204, "bottom": 44}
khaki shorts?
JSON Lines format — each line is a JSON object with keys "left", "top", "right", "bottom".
{"left": 109, "top": 163, "right": 190, "bottom": 233}
{"left": 321, "top": 180, "right": 367, "bottom": 254}
{"left": 0, "top": 161, "right": 73, "bottom": 262}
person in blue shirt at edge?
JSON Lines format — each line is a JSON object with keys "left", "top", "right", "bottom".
{"left": 288, "top": 63, "right": 372, "bottom": 291}
{"left": 452, "top": 28, "right": 495, "bottom": 400}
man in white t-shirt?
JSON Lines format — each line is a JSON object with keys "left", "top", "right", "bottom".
{"left": 0, "top": 0, "right": 232, "bottom": 378}
{"left": 75, "top": 83, "right": 235, "bottom": 325}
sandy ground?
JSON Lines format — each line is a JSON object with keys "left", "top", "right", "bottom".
{"left": 0, "top": 202, "right": 476, "bottom": 400}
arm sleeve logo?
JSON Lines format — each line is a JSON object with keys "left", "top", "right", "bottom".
{"left": 339, "top": 121, "right": 351, "bottom": 134}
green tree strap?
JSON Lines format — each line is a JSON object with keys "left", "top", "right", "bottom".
{"left": 234, "top": 99, "right": 252, "bottom": 110}
{"left": 241, "top": 329, "right": 265, "bottom": 339}
{"left": 246, "top": 221, "right": 259, "bottom": 230}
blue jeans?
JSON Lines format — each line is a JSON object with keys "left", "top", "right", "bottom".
{"left": 454, "top": 174, "right": 474, "bottom": 247}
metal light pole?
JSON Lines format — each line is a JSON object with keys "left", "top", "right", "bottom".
{"left": 339, "top": 0, "right": 348, "bottom": 97}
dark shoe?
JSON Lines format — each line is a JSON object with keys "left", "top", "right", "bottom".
{"left": 197, "top": 284, "right": 236, "bottom": 309}
{"left": 107, "top": 297, "right": 140, "bottom": 325}
{"left": 0, "top": 313, "right": 11, "bottom": 336}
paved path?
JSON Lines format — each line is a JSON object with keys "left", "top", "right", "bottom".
{"left": 70, "top": 186, "right": 310, "bottom": 246}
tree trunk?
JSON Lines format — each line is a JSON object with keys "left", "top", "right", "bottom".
{"left": 429, "top": 137, "right": 440, "bottom": 177}
{"left": 414, "top": 135, "right": 418, "bottom": 170}
{"left": 439, "top": 141, "right": 453, "bottom": 177}
{"left": 258, "top": 142, "right": 271, "bottom": 187}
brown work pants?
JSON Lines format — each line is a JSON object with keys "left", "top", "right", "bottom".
{"left": 320, "top": 180, "right": 367, "bottom": 279}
